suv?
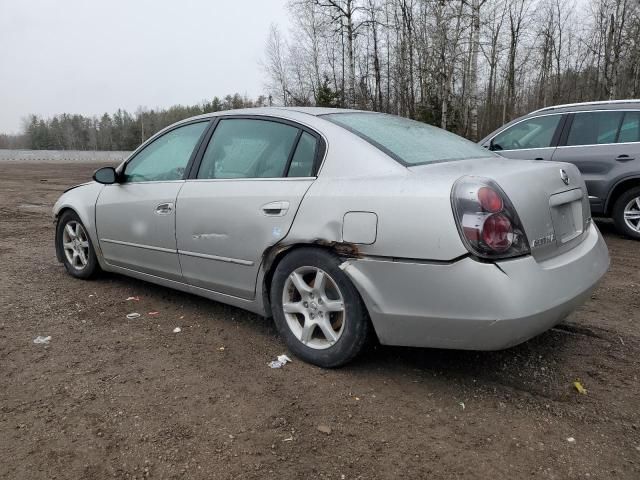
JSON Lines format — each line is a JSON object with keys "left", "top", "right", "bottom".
{"left": 480, "top": 100, "right": 640, "bottom": 239}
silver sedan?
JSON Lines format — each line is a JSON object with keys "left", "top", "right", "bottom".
{"left": 53, "top": 107, "right": 610, "bottom": 367}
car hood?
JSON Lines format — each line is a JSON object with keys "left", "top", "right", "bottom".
{"left": 63, "top": 181, "right": 93, "bottom": 194}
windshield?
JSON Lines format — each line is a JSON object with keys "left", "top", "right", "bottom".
{"left": 323, "top": 112, "right": 493, "bottom": 166}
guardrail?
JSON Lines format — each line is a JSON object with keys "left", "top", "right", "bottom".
{"left": 0, "top": 149, "right": 131, "bottom": 162}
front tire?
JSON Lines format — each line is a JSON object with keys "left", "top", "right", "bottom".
{"left": 56, "top": 210, "right": 100, "bottom": 279}
{"left": 270, "top": 248, "right": 370, "bottom": 368}
{"left": 612, "top": 186, "right": 640, "bottom": 240}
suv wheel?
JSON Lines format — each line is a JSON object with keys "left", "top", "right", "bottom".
{"left": 612, "top": 186, "right": 640, "bottom": 240}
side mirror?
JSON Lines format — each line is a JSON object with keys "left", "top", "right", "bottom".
{"left": 93, "top": 166, "right": 118, "bottom": 184}
{"left": 489, "top": 138, "right": 502, "bottom": 151}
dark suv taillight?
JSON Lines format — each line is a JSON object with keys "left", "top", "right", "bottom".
{"left": 451, "top": 177, "right": 530, "bottom": 259}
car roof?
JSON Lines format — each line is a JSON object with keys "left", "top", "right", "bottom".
{"left": 529, "top": 99, "right": 640, "bottom": 115}
{"left": 183, "top": 106, "right": 368, "bottom": 122}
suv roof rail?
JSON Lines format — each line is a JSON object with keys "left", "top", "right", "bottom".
{"left": 531, "top": 99, "right": 640, "bottom": 114}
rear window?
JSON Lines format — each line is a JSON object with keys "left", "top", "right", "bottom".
{"left": 566, "top": 111, "right": 625, "bottom": 146}
{"left": 619, "top": 111, "right": 640, "bottom": 143}
{"left": 323, "top": 112, "right": 493, "bottom": 165}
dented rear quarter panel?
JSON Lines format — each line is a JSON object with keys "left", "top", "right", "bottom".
{"left": 286, "top": 173, "right": 468, "bottom": 260}
{"left": 280, "top": 112, "right": 468, "bottom": 261}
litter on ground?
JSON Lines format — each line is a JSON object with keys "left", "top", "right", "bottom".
{"left": 173, "top": 327, "right": 181, "bottom": 333}
{"left": 147, "top": 311, "right": 159, "bottom": 316}
{"left": 126, "top": 313, "right": 141, "bottom": 320}
{"left": 573, "top": 380, "right": 587, "bottom": 395}
{"left": 33, "top": 335, "right": 51, "bottom": 344}
{"left": 268, "top": 354, "right": 292, "bottom": 369}
{"left": 126, "top": 296, "right": 140, "bottom": 301}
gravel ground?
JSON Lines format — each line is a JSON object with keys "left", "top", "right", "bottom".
{"left": 0, "top": 161, "right": 638, "bottom": 479}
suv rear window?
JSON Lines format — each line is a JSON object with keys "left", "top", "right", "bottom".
{"left": 567, "top": 111, "right": 625, "bottom": 146}
{"left": 619, "top": 111, "right": 640, "bottom": 143}
{"left": 323, "top": 112, "right": 493, "bottom": 166}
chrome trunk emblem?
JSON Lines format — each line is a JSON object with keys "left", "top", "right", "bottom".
{"left": 560, "top": 169, "right": 570, "bottom": 185}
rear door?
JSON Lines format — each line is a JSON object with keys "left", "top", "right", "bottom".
{"left": 176, "top": 117, "right": 323, "bottom": 299}
{"left": 551, "top": 110, "right": 640, "bottom": 214}
{"left": 487, "top": 113, "right": 565, "bottom": 161}
{"left": 95, "top": 121, "right": 209, "bottom": 280}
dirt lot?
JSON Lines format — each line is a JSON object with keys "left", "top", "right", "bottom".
{"left": 0, "top": 161, "right": 638, "bottom": 480}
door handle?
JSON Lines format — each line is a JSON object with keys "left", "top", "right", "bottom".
{"left": 261, "top": 201, "right": 290, "bottom": 216}
{"left": 615, "top": 154, "right": 635, "bottom": 162}
{"left": 155, "top": 202, "right": 174, "bottom": 215}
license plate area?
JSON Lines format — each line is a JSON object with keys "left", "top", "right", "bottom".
{"left": 549, "top": 189, "right": 584, "bottom": 244}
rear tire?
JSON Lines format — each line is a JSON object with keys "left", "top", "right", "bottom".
{"left": 612, "top": 186, "right": 640, "bottom": 240}
{"left": 56, "top": 210, "right": 100, "bottom": 279}
{"left": 270, "top": 248, "right": 370, "bottom": 368}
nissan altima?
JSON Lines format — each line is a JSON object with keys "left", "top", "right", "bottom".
{"left": 53, "top": 107, "right": 610, "bottom": 367}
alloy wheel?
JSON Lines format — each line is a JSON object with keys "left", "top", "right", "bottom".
{"left": 623, "top": 196, "right": 640, "bottom": 233}
{"left": 281, "top": 266, "right": 346, "bottom": 350}
{"left": 62, "top": 221, "right": 90, "bottom": 270}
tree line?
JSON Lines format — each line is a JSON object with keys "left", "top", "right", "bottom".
{"left": 0, "top": 94, "right": 266, "bottom": 151}
{"left": 3, "top": 0, "right": 637, "bottom": 151}
{"left": 263, "top": 0, "right": 640, "bottom": 140}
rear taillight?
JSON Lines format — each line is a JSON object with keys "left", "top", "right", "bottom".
{"left": 451, "top": 177, "right": 530, "bottom": 259}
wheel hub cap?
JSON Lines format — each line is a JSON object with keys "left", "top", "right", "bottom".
{"left": 62, "top": 221, "right": 90, "bottom": 270}
{"left": 282, "top": 266, "right": 346, "bottom": 350}
{"left": 623, "top": 196, "right": 640, "bottom": 233}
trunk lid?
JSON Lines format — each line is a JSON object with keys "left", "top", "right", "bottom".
{"left": 409, "top": 157, "right": 590, "bottom": 261}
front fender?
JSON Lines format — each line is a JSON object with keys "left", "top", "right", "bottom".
{"left": 53, "top": 182, "right": 104, "bottom": 265}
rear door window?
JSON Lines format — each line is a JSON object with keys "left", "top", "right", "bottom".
{"left": 491, "top": 114, "right": 562, "bottom": 151}
{"left": 197, "top": 119, "right": 300, "bottom": 179}
{"left": 566, "top": 111, "right": 625, "bottom": 146}
{"left": 618, "top": 111, "right": 640, "bottom": 143}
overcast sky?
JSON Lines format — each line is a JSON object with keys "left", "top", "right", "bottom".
{"left": 0, "top": 0, "right": 289, "bottom": 134}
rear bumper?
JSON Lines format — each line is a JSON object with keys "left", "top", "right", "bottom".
{"left": 341, "top": 222, "right": 609, "bottom": 350}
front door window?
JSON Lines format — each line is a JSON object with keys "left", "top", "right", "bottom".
{"left": 123, "top": 121, "right": 209, "bottom": 182}
{"left": 491, "top": 115, "right": 562, "bottom": 151}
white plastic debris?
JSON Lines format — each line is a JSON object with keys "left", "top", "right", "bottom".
{"left": 33, "top": 335, "right": 51, "bottom": 345}
{"left": 126, "top": 313, "right": 141, "bottom": 320}
{"left": 268, "top": 354, "right": 292, "bottom": 369}
{"left": 173, "top": 327, "right": 182, "bottom": 333}
{"left": 567, "top": 437, "right": 576, "bottom": 443}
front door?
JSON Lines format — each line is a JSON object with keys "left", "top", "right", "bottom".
{"left": 96, "top": 121, "right": 210, "bottom": 280}
{"left": 176, "top": 118, "right": 322, "bottom": 299}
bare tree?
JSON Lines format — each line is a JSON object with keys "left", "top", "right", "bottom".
{"left": 261, "top": 0, "right": 640, "bottom": 139}
{"left": 263, "top": 24, "right": 290, "bottom": 106}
